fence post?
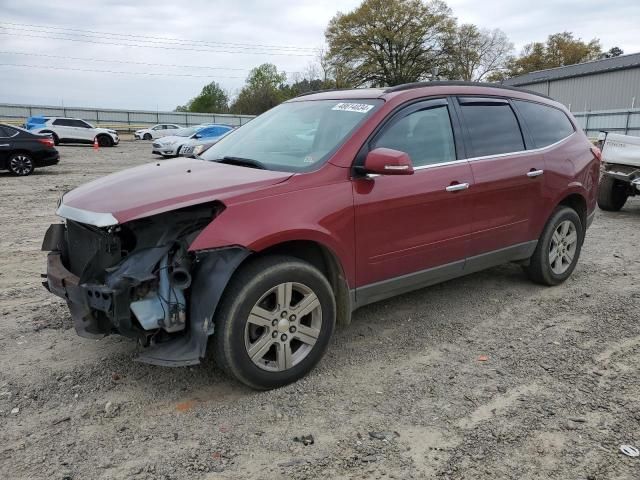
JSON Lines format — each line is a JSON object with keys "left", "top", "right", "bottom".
{"left": 584, "top": 113, "right": 590, "bottom": 136}
{"left": 625, "top": 111, "right": 631, "bottom": 135}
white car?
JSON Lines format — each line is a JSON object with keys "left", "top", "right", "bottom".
{"left": 151, "top": 125, "right": 212, "bottom": 157}
{"left": 134, "top": 124, "right": 183, "bottom": 140}
{"left": 31, "top": 117, "right": 119, "bottom": 147}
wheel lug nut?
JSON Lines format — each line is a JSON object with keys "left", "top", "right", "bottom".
{"left": 272, "top": 331, "right": 278, "bottom": 338}
{"left": 272, "top": 319, "right": 278, "bottom": 326}
{"left": 289, "top": 314, "right": 296, "bottom": 321}
{"left": 281, "top": 334, "right": 287, "bottom": 341}
{"left": 281, "top": 311, "right": 288, "bottom": 318}
{"left": 289, "top": 326, "right": 296, "bottom": 333}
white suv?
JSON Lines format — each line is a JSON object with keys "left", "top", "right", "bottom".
{"left": 134, "top": 124, "right": 183, "bottom": 140}
{"left": 32, "top": 118, "right": 119, "bottom": 147}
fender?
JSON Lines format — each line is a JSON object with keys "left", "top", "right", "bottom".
{"left": 188, "top": 180, "right": 357, "bottom": 286}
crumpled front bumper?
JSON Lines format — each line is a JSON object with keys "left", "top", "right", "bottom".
{"left": 44, "top": 251, "right": 111, "bottom": 339}
{"left": 42, "top": 219, "right": 250, "bottom": 367}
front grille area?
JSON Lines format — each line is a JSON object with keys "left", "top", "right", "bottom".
{"left": 65, "top": 221, "right": 121, "bottom": 280}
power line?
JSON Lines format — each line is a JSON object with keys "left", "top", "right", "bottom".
{"left": 0, "top": 63, "right": 246, "bottom": 79}
{"left": 0, "top": 29, "right": 314, "bottom": 57}
{"left": 0, "top": 51, "right": 303, "bottom": 74}
{"left": 0, "top": 24, "right": 313, "bottom": 53}
{"left": 0, "top": 21, "right": 318, "bottom": 52}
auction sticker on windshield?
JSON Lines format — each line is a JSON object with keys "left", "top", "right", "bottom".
{"left": 331, "top": 103, "right": 375, "bottom": 113}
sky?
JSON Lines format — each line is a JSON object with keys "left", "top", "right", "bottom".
{"left": 0, "top": 0, "right": 638, "bottom": 111}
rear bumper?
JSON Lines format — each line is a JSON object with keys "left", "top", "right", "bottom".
{"left": 35, "top": 151, "right": 59, "bottom": 167}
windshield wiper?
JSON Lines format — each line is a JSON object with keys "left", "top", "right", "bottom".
{"left": 214, "top": 156, "right": 267, "bottom": 170}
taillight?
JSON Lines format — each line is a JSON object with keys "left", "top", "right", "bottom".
{"left": 37, "top": 138, "right": 54, "bottom": 148}
{"left": 590, "top": 145, "right": 602, "bottom": 162}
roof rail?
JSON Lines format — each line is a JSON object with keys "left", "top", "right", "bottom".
{"left": 295, "top": 88, "right": 344, "bottom": 98}
{"left": 384, "top": 81, "right": 553, "bottom": 100}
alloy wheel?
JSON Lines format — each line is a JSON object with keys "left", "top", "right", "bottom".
{"left": 549, "top": 220, "right": 578, "bottom": 274}
{"left": 10, "top": 155, "right": 33, "bottom": 176}
{"left": 244, "top": 282, "right": 322, "bottom": 372}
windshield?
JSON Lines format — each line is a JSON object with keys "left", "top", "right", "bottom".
{"left": 176, "top": 126, "right": 202, "bottom": 137}
{"left": 200, "top": 99, "right": 382, "bottom": 172}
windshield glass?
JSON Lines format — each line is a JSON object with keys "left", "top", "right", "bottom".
{"left": 200, "top": 99, "right": 382, "bottom": 172}
{"left": 176, "top": 126, "right": 202, "bottom": 137}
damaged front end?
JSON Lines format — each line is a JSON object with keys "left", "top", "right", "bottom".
{"left": 42, "top": 203, "right": 249, "bottom": 366}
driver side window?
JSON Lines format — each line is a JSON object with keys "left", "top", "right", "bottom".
{"left": 373, "top": 105, "right": 456, "bottom": 167}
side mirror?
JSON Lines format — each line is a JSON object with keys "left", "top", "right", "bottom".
{"left": 364, "top": 148, "right": 414, "bottom": 175}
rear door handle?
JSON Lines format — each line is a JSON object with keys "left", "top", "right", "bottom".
{"left": 445, "top": 182, "right": 469, "bottom": 192}
{"left": 527, "top": 169, "right": 544, "bottom": 178}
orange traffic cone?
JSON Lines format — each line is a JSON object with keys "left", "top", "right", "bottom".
{"left": 93, "top": 137, "right": 99, "bottom": 150}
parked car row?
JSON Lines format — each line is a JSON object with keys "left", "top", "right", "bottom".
{"left": 151, "top": 124, "right": 234, "bottom": 158}
{"left": 134, "top": 124, "right": 183, "bottom": 140}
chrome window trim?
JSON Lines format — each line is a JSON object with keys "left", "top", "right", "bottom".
{"left": 410, "top": 131, "right": 576, "bottom": 172}
{"left": 56, "top": 203, "right": 119, "bottom": 227}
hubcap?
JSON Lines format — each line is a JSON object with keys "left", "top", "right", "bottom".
{"left": 244, "top": 282, "right": 322, "bottom": 372}
{"left": 549, "top": 220, "right": 578, "bottom": 275}
{"left": 10, "top": 155, "right": 32, "bottom": 175}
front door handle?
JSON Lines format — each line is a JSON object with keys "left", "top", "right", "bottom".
{"left": 527, "top": 169, "right": 544, "bottom": 178}
{"left": 445, "top": 182, "right": 469, "bottom": 192}
{"left": 0, "top": 144, "right": 9, "bottom": 147}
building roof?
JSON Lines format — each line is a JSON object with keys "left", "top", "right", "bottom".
{"left": 502, "top": 52, "right": 640, "bottom": 86}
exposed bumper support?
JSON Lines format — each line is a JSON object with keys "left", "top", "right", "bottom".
{"left": 135, "top": 247, "right": 249, "bottom": 366}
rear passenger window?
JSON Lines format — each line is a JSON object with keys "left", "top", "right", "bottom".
{"left": 459, "top": 101, "right": 524, "bottom": 157}
{"left": 53, "top": 119, "right": 71, "bottom": 126}
{"left": 514, "top": 100, "right": 574, "bottom": 148}
{"left": 373, "top": 105, "right": 456, "bottom": 167}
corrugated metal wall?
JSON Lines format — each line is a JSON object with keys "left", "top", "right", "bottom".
{"left": 0, "top": 103, "right": 255, "bottom": 131}
{"left": 573, "top": 109, "right": 640, "bottom": 138}
{"left": 518, "top": 68, "right": 640, "bottom": 111}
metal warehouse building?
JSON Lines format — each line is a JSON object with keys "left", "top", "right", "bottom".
{"left": 502, "top": 52, "right": 640, "bottom": 112}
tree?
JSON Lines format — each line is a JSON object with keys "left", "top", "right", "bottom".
{"left": 444, "top": 25, "right": 513, "bottom": 81}
{"left": 230, "top": 63, "right": 287, "bottom": 115}
{"left": 325, "top": 0, "right": 455, "bottom": 87}
{"left": 174, "top": 81, "right": 229, "bottom": 113}
{"left": 506, "top": 32, "right": 602, "bottom": 77}
{"left": 601, "top": 46, "right": 624, "bottom": 58}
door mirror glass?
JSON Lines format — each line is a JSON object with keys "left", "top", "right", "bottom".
{"left": 364, "top": 148, "right": 414, "bottom": 175}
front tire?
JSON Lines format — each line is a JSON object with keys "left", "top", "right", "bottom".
{"left": 597, "top": 175, "right": 628, "bottom": 211}
{"left": 143, "top": 133, "right": 152, "bottom": 140}
{"left": 213, "top": 255, "right": 336, "bottom": 390}
{"left": 8, "top": 153, "right": 35, "bottom": 176}
{"left": 97, "top": 135, "right": 113, "bottom": 147}
{"left": 525, "top": 206, "right": 583, "bottom": 286}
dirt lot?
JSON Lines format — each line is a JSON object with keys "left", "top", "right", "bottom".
{"left": 1, "top": 141, "right": 639, "bottom": 480}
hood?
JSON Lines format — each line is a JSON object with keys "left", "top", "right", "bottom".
{"left": 95, "top": 127, "right": 117, "bottom": 134}
{"left": 155, "top": 135, "right": 186, "bottom": 145}
{"left": 58, "top": 158, "right": 293, "bottom": 226}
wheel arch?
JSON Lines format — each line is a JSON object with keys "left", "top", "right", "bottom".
{"left": 240, "top": 240, "right": 353, "bottom": 326}
{"left": 557, "top": 192, "right": 587, "bottom": 236}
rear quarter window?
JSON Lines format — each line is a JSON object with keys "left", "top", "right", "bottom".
{"left": 514, "top": 100, "right": 575, "bottom": 148}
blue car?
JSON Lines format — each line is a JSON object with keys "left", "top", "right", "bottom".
{"left": 179, "top": 124, "right": 235, "bottom": 157}
{"left": 25, "top": 115, "right": 49, "bottom": 130}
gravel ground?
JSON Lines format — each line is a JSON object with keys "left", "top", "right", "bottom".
{"left": 1, "top": 141, "right": 639, "bottom": 480}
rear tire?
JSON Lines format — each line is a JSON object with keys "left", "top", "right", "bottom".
{"left": 8, "top": 153, "right": 35, "bottom": 176}
{"left": 524, "top": 206, "right": 583, "bottom": 286}
{"left": 597, "top": 175, "right": 628, "bottom": 211}
{"left": 213, "top": 255, "right": 336, "bottom": 390}
{"left": 97, "top": 135, "right": 113, "bottom": 147}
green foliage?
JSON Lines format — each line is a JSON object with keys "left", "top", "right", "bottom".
{"left": 174, "top": 81, "right": 229, "bottom": 113}
{"left": 325, "top": 0, "right": 455, "bottom": 87}
{"left": 230, "top": 64, "right": 288, "bottom": 115}
{"left": 506, "top": 32, "right": 602, "bottom": 77}
{"left": 602, "top": 46, "right": 624, "bottom": 58}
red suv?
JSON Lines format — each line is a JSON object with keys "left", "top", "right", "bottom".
{"left": 43, "top": 82, "right": 600, "bottom": 389}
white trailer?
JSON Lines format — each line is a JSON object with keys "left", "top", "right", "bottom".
{"left": 597, "top": 133, "right": 640, "bottom": 211}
